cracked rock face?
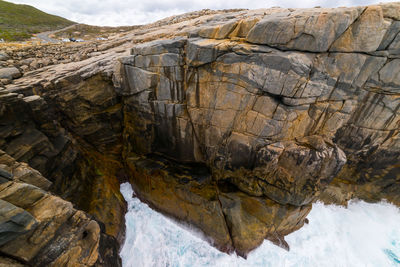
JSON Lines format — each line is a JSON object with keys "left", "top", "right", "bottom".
{"left": 0, "top": 2, "right": 399, "bottom": 263}
{"left": 0, "top": 150, "right": 117, "bottom": 266}
{"left": 117, "top": 36, "right": 350, "bottom": 255}
{"left": 116, "top": 2, "right": 399, "bottom": 256}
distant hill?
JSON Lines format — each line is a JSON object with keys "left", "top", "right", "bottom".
{"left": 52, "top": 24, "right": 139, "bottom": 40}
{"left": 0, "top": 0, "right": 75, "bottom": 41}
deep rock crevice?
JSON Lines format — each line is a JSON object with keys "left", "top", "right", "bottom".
{"left": 0, "top": 2, "right": 399, "bottom": 266}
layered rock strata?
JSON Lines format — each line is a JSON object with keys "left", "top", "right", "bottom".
{"left": 0, "top": 2, "right": 399, "bottom": 262}
{"left": 0, "top": 68, "right": 124, "bottom": 265}
{"left": 116, "top": 2, "right": 400, "bottom": 256}
{"left": 0, "top": 150, "right": 121, "bottom": 266}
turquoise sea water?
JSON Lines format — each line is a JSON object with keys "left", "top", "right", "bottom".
{"left": 120, "top": 182, "right": 400, "bottom": 267}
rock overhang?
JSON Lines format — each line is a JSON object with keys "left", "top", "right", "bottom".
{"left": 0, "top": 2, "right": 399, "bottom": 263}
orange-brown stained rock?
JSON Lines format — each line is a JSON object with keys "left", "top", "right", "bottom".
{"left": 126, "top": 155, "right": 313, "bottom": 256}
{"left": 126, "top": 156, "right": 234, "bottom": 254}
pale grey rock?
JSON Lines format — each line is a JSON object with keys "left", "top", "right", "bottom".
{"left": 380, "top": 2, "right": 400, "bottom": 20}
{"left": 0, "top": 53, "right": 9, "bottom": 61}
{"left": 246, "top": 7, "right": 363, "bottom": 52}
{"left": 330, "top": 6, "right": 391, "bottom": 52}
{"left": 0, "top": 67, "right": 21, "bottom": 80}
{"left": 389, "top": 30, "right": 400, "bottom": 50}
{"left": 378, "top": 21, "right": 400, "bottom": 50}
{"left": 123, "top": 65, "right": 159, "bottom": 95}
{"left": 187, "top": 38, "right": 227, "bottom": 66}
{"left": 131, "top": 37, "right": 186, "bottom": 55}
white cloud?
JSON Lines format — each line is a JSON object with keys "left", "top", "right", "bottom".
{"left": 5, "top": 0, "right": 395, "bottom": 26}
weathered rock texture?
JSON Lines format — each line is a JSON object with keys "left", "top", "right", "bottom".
{"left": 0, "top": 150, "right": 121, "bottom": 266}
{"left": 0, "top": 62, "right": 124, "bottom": 265}
{"left": 0, "top": 2, "right": 399, "bottom": 262}
{"left": 116, "top": 2, "right": 400, "bottom": 256}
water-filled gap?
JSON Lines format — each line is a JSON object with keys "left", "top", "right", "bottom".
{"left": 120, "top": 182, "right": 400, "bottom": 267}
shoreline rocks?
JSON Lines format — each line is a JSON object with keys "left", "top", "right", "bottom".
{"left": 0, "top": 2, "right": 398, "bottom": 263}
{"left": 0, "top": 67, "right": 21, "bottom": 80}
{"left": 0, "top": 150, "right": 121, "bottom": 266}
{"left": 115, "top": 3, "right": 399, "bottom": 255}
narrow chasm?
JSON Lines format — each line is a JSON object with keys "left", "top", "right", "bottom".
{"left": 1, "top": 3, "right": 400, "bottom": 266}
{"left": 0, "top": 73, "right": 126, "bottom": 266}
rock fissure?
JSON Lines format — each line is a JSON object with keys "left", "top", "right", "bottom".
{"left": 328, "top": 7, "right": 367, "bottom": 52}
{"left": 214, "top": 184, "right": 235, "bottom": 253}
{"left": 0, "top": 251, "right": 29, "bottom": 266}
{"left": 0, "top": 2, "right": 399, "bottom": 265}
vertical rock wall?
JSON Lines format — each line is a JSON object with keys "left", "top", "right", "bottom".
{"left": 116, "top": 2, "right": 400, "bottom": 256}
{"left": 0, "top": 2, "right": 398, "bottom": 262}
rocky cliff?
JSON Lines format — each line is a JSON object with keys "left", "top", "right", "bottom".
{"left": 0, "top": 2, "right": 399, "bottom": 264}
{"left": 0, "top": 150, "right": 121, "bottom": 266}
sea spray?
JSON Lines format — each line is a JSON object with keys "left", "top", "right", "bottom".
{"left": 120, "top": 182, "right": 400, "bottom": 267}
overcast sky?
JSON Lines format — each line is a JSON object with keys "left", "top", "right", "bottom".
{"left": 6, "top": 0, "right": 396, "bottom": 26}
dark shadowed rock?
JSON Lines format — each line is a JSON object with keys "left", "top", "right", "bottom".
{"left": 0, "top": 199, "right": 37, "bottom": 246}
{"left": 0, "top": 2, "right": 399, "bottom": 262}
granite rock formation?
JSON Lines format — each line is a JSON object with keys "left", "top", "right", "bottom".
{"left": 0, "top": 150, "right": 120, "bottom": 266}
{"left": 0, "top": 2, "right": 399, "bottom": 263}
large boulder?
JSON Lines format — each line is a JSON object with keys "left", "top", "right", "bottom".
{"left": 0, "top": 67, "right": 21, "bottom": 80}
{"left": 0, "top": 53, "right": 9, "bottom": 61}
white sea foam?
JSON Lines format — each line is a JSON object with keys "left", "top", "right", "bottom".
{"left": 120, "top": 182, "right": 400, "bottom": 267}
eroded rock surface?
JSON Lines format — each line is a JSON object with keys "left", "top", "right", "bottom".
{"left": 116, "top": 2, "right": 399, "bottom": 256}
{"left": 0, "top": 2, "right": 399, "bottom": 261}
{"left": 0, "top": 150, "right": 121, "bottom": 266}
